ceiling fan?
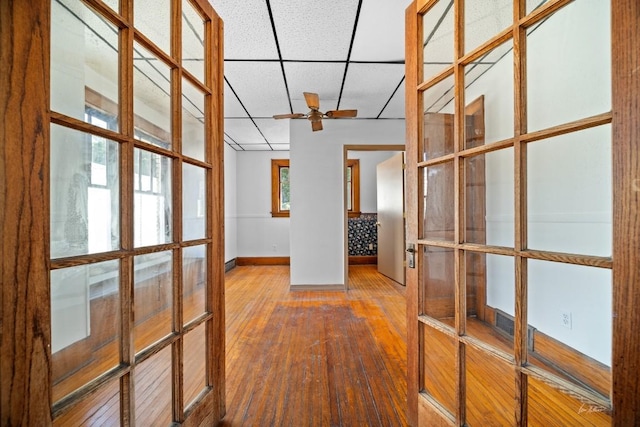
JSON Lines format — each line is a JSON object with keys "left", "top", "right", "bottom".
{"left": 273, "top": 92, "right": 357, "bottom": 132}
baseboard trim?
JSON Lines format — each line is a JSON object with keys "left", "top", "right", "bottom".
{"left": 236, "top": 256, "right": 290, "bottom": 266}
{"left": 289, "top": 284, "right": 346, "bottom": 292}
{"left": 349, "top": 256, "right": 377, "bottom": 265}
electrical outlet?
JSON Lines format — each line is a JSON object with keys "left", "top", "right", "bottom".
{"left": 561, "top": 311, "right": 572, "bottom": 329}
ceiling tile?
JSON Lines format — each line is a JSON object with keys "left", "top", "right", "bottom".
{"left": 341, "top": 63, "right": 405, "bottom": 118}
{"left": 283, "top": 62, "right": 346, "bottom": 113}
{"left": 209, "top": 0, "right": 279, "bottom": 59}
{"left": 224, "top": 119, "right": 266, "bottom": 145}
{"left": 242, "top": 144, "right": 275, "bottom": 151}
{"left": 351, "top": 0, "right": 407, "bottom": 62}
{"left": 224, "top": 79, "right": 249, "bottom": 118}
{"left": 224, "top": 61, "right": 290, "bottom": 117}
{"left": 378, "top": 80, "right": 406, "bottom": 119}
{"left": 253, "top": 118, "right": 290, "bottom": 144}
{"left": 465, "top": 0, "right": 511, "bottom": 54}
{"left": 270, "top": 0, "right": 360, "bottom": 60}
{"left": 423, "top": 0, "right": 455, "bottom": 80}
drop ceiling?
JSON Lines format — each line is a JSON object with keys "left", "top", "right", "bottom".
{"left": 211, "top": 0, "right": 410, "bottom": 152}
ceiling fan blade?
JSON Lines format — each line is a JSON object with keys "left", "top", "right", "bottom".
{"left": 273, "top": 113, "right": 305, "bottom": 119}
{"left": 311, "top": 120, "right": 323, "bottom": 132}
{"left": 325, "top": 109, "right": 357, "bottom": 118}
{"left": 303, "top": 92, "right": 320, "bottom": 110}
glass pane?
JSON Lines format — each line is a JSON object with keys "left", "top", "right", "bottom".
{"left": 528, "top": 377, "right": 611, "bottom": 426}
{"left": 421, "top": 245, "right": 455, "bottom": 321}
{"left": 51, "top": 124, "right": 120, "bottom": 259}
{"left": 182, "top": 0, "right": 205, "bottom": 82}
{"left": 422, "top": 74, "right": 455, "bottom": 160}
{"left": 280, "top": 167, "right": 290, "bottom": 210}
{"left": 465, "top": 346, "right": 516, "bottom": 426}
{"left": 134, "top": 0, "right": 171, "bottom": 54}
{"left": 466, "top": 253, "right": 514, "bottom": 353}
{"left": 421, "top": 162, "right": 454, "bottom": 242}
{"left": 134, "top": 43, "right": 172, "bottom": 149}
{"left": 134, "top": 251, "right": 173, "bottom": 352}
{"left": 135, "top": 345, "right": 172, "bottom": 425}
{"left": 182, "top": 79, "right": 206, "bottom": 161}
{"left": 183, "top": 245, "right": 206, "bottom": 325}
{"left": 184, "top": 323, "right": 207, "bottom": 409}
{"left": 51, "top": 0, "right": 119, "bottom": 128}
{"left": 134, "top": 149, "right": 172, "bottom": 247}
{"left": 183, "top": 164, "right": 206, "bottom": 241}
{"left": 465, "top": 0, "right": 512, "bottom": 54}
{"left": 103, "top": 0, "right": 118, "bottom": 13}
{"left": 420, "top": 323, "right": 456, "bottom": 415}
{"left": 53, "top": 377, "right": 120, "bottom": 426}
{"left": 465, "top": 148, "right": 514, "bottom": 247}
{"left": 527, "top": 125, "right": 611, "bottom": 257}
{"left": 526, "top": 0, "right": 552, "bottom": 16}
{"left": 422, "top": 0, "right": 454, "bottom": 81}
{"left": 528, "top": 260, "right": 611, "bottom": 397}
{"left": 464, "top": 41, "right": 514, "bottom": 146}
{"left": 51, "top": 260, "right": 120, "bottom": 403}
{"left": 527, "top": 0, "right": 611, "bottom": 132}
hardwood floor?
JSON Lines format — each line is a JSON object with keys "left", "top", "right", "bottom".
{"left": 220, "top": 265, "right": 408, "bottom": 426}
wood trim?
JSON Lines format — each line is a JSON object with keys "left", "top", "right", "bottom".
{"left": 0, "top": 1, "right": 52, "bottom": 424}
{"left": 346, "top": 158, "right": 360, "bottom": 215}
{"left": 271, "top": 159, "right": 290, "bottom": 217}
{"left": 349, "top": 256, "right": 377, "bottom": 265}
{"left": 611, "top": 0, "right": 640, "bottom": 423}
{"left": 236, "top": 257, "right": 291, "bottom": 266}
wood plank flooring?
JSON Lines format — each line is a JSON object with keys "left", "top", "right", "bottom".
{"left": 219, "top": 265, "right": 408, "bottom": 426}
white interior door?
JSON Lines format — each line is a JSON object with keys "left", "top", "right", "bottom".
{"left": 377, "top": 152, "right": 405, "bottom": 285}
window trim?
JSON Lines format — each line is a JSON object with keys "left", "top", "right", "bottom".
{"left": 271, "top": 159, "right": 290, "bottom": 217}
{"left": 347, "top": 159, "right": 361, "bottom": 218}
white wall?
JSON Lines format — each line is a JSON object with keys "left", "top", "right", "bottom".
{"left": 224, "top": 144, "right": 238, "bottom": 262}
{"left": 235, "top": 151, "right": 291, "bottom": 257}
{"left": 460, "top": 0, "right": 612, "bottom": 365}
{"left": 290, "top": 120, "right": 405, "bottom": 287}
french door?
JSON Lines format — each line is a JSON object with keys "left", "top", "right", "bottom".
{"left": 0, "top": 0, "right": 224, "bottom": 425}
{"left": 405, "top": 0, "right": 640, "bottom": 425}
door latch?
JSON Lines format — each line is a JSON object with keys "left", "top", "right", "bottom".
{"left": 406, "top": 244, "right": 416, "bottom": 269}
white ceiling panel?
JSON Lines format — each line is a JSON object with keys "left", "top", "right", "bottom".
{"left": 351, "top": 0, "right": 408, "bottom": 62}
{"left": 209, "top": 0, "right": 279, "bottom": 59}
{"left": 269, "top": 144, "right": 291, "bottom": 151}
{"left": 252, "top": 118, "right": 290, "bottom": 144}
{"left": 341, "top": 64, "right": 405, "bottom": 118}
{"left": 242, "top": 144, "right": 276, "bottom": 151}
{"left": 224, "top": 119, "right": 266, "bottom": 145}
{"left": 270, "top": 0, "right": 359, "bottom": 60}
{"left": 224, "top": 61, "right": 290, "bottom": 117}
{"left": 378, "top": 80, "right": 406, "bottom": 119}
{"left": 283, "top": 62, "right": 346, "bottom": 113}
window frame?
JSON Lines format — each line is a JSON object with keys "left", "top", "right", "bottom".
{"left": 346, "top": 159, "right": 361, "bottom": 218}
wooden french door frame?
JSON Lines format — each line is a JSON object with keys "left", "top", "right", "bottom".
{"left": 404, "top": 0, "right": 640, "bottom": 425}
{"left": 0, "top": 0, "right": 225, "bottom": 425}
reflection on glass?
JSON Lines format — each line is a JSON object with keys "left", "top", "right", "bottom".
{"left": 421, "top": 246, "right": 455, "bottom": 321}
{"left": 51, "top": 260, "right": 120, "bottom": 403}
{"left": 51, "top": 124, "right": 120, "bottom": 259}
{"left": 182, "top": 79, "right": 206, "bottom": 161}
{"left": 466, "top": 346, "right": 515, "bottom": 426}
{"left": 53, "top": 377, "right": 120, "bottom": 426}
{"left": 527, "top": 0, "right": 611, "bottom": 132}
{"left": 103, "top": 0, "right": 118, "bottom": 13}
{"left": 528, "top": 260, "right": 611, "bottom": 397}
{"left": 134, "top": 0, "right": 171, "bottom": 54}
{"left": 465, "top": 149, "right": 514, "bottom": 247}
{"left": 526, "top": 0, "right": 552, "bottom": 16}
{"left": 182, "top": 0, "right": 205, "bottom": 82}
{"left": 51, "top": 0, "right": 119, "bottom": 128}
{"left": 183, "top": 324, "right": 207, "bottom": 409}
{"left": 466, "top": 253, "right": 514, "bottom": 353}
{"left": 134, "top": 251, "right": 173, "bottom": 352}
{"left": 134, "top": 43, "right": 172, "bottom": 149}
{"left": 183, "top": 164, "right": 206, "bottom": 241}
{"left": 464, "top": 42, "right": 514, "bottom": 146}
{"left": 464, "top": 0, "right": 512, "bottom": 54}
{"left": 183, "top": 245, "right": 206, "bottom": 325}
{"left": 422, "top": 0, "right": 454, "bottom": 81}
{"left": 420, "top": 323, "right": 456, "bottom": 416}
{"left": 135, "top": 345, "right": 172, "bottom": 425}
{"left": 134, "top": 149, "right": 172, "bottom": 247}
{"left": 527, "top": 125, "right": 611, "bottom": 257}
{"left": 528, "top": 377, "right": 611, "bottom": 426}
{"left": 422, "top": 163, "right": 454, "bottom": 242}
{"left": 422, "top": 74, "right": 454, "bottom": 160}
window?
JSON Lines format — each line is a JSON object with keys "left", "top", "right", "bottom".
{"left": 271, "top": 158, "right": 360, "bottom": 218}
{"left": 271, "top": 159, "right": 290, "bottom": 217}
